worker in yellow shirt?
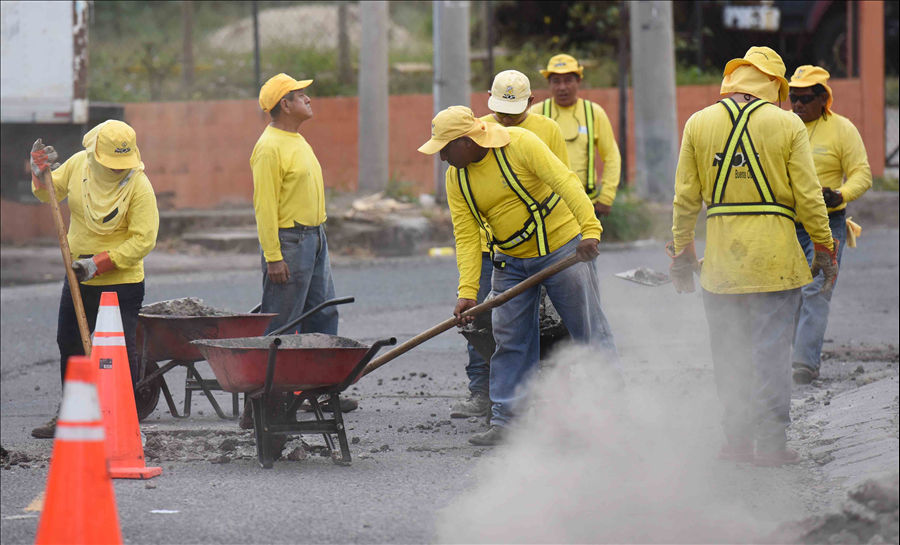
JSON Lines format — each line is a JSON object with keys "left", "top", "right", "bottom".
{"left": 29, "top": 120, "right": 159, "bottom": 438}
{"left": 533, "top": 54, "right": 621, "bottom": 217}
{"left": 788, "top": 66, "right": 872, "bottom": 384}
{"left": 448, "top": 70, "right": 571, "bottom": 420}
{"left": 419, "top": 106, "right": 623, "bottom": 445}
{"left": 250, "top": 73, "right": 356, "bottom": 416}
{"left": 669, "top": 47, "right": 838, "bottom": 467}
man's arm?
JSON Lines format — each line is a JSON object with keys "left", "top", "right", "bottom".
{"left": 788, "top": 117, "right": 833, "bottom": 250}
{"left": 672, "top": 116, "right": 703, "bottom": 253}
{"left": 446, "top": 168, "right": 484, "bottom": 301}
{"left": 837, "top": 120, "right": 872, "bottom": 203}
{"left": 593, "top": 103, "right": 622, "bottom": 206}
{"left": 251, "top": 151, "right": 284, "bottom": 262}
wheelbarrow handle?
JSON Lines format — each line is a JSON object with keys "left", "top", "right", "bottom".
{"left": 265, "top": 296, "right": 355, "bottom": 337}
{"left": 333, "top": 337, "right": 397, "bottom": 392}
{"left": 264, "top": 338, "right": 282, "bottom": 396}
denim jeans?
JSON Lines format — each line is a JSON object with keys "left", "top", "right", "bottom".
{"left": 702, "top": 288, "right": 800, "bottom": 452}
{"left": 465, "top": 254, "right": 494, "bottom": 396}
{"left": 260, "top": 225, "right": 338, "bottom": 336}
{"left": 58, "top": 280, "right": 144, "bottom": 386}
{"left": 489, "top": 236, "right": 622, "bottom": 428}
{"left": 793, "top": 210, "right": 847, "bottom": 371}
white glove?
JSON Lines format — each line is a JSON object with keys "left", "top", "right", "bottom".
{"left": 30, "top": 139, "right": 60, "bottom": 178}
{"left": 72, "top": 258, "right": 98, "bottom": 282}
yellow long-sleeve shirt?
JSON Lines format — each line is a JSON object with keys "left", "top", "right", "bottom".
{"left": 447, "top": 127, "right": 603, "bottom": 300}
{"left": 672, "top": 100, "right": 833, "bottom": 294}
{"left": 478, "top": 112, "right": 570, "bottom": 252}
{"left": 804, "top": 112, "right": 872, "bottom": 213}
{"left": 532, "top": 98, "right": 621, "bottom": 206}
{"left": 250, "top": 125, "right": 327, "bottom": 263}
{"left": 32, "top": 152, "right": 159, "bottom": 286}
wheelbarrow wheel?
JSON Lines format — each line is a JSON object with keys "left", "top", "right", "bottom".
{"left": 135, "top": 361, "right": 162, "bottom": 421}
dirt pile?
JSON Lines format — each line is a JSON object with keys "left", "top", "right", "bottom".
{"left": 140, "top": 298, "right": 233, "bottom": 317}
{"left": 1, "top": 447, "right": 40, "bottom": 470}
{"left": 143, "top": 429, "right": 332, "bottom": 463}
{"left": 769, "top": 473, "right": 899, "bottom": 544}
{"left": 205, "top": 333, "right": 365, "bottom": 350}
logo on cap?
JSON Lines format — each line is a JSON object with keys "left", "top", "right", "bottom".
{"left": 502, "top": 85, "right": 516, "bottom": 100}
{"left": 114, "top": 142, "right": 132, "bottom": 154}
{"left": 431, "top": 122, "right": 436, "bottom": 137}
{"left": 554, "top": 61, "right": 567, "bottom": 67}
{"left": 795, "top": 68, "right": 804, "bottom": 77}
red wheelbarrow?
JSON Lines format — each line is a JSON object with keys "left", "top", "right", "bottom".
{"left": 193, "top": 334, "right": 396, "bottom": 468}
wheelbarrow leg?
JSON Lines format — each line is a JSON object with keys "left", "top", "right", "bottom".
{"left": 329, "top": 393, "right": 352, "bottom": 466}
{"left": 185, "top": 362, "right": 231, "bottom": 420}
{"left": 251, "top": 396, "right": 273, "bottom": 469}
{"left": 309, "top": 396, "right": 336, "bottom": 454}
{"left": 182, "top": 362, "right": 194, "bottom": 417}
{"left": 159, "top": 374, "right": 188, "bottom": 419}
{"left": 232, "top": 392, "right": 240, "bottom": 418}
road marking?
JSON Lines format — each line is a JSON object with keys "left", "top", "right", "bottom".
{"left": 24, "top": 491, "right": 44, "bottom": 512}
{"left": 150, "top": 510, "right": 180, "bottom": 514}
{"left": 4, "top": 515, "right": 39, "bottom": 520}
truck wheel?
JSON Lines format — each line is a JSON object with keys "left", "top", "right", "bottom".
{"left": 135, "top": 361, "right": 161, "bottom": 421}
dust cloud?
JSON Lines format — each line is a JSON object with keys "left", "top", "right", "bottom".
{"left": 436, "top": 345, "right": 768, "bottom": 544}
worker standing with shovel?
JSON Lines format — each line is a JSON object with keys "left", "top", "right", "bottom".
{"left": 668, "top": 47, "right": 838, "bottom": 466}
{"left": 419, "top": 106, "right": 623, "bottom": 445}
{"left": 787, "top": 66, "right": 872, "bottom": 384}
{"left": 29, "top": 120, "right": 159, "bottom": 439}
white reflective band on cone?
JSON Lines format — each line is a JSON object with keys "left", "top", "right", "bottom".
{"left": 55, "top": 425, "right": 105, "bottom": 441}
{"left": 92, "top": 336, "right": 126, "bottom": 346}
{"left": 95, "top": 305, "right": 125, "bottom": 333}
{"left": 59, "top": 381, "right": 102, "bottom": 421}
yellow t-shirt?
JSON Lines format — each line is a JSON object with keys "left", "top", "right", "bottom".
{"left": 532, "top": 98, "right": 621, "bottom": 205}
{"left": 250, "top": 125, "right": 327, "bottom": 262}
{"left": 32, "top": 151, "right": 159, "bottom": 286}
{"left": 447, "top": 127, "right": 602, "bottom": 300}
{"left": 672, "top": 100, "right": 833, "bottom": 294}
{"left": 804, "top": 112, "right": 872, "bottom": 213}
{"left": 478, "top": 112, "right": 570, "bottom": 252}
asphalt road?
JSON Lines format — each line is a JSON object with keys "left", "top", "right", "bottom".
{"left": 2, "top": 230, "right": 898, "bottom": 544}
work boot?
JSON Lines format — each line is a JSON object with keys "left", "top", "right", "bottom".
{"left": 468, "top": 425, "right": 509, "bottom": 446}
{"left": 792, "top": 364, "right": 819, "bottom": 384}
{"left": 718, "top": 439, "right": 755, "bottom": 463}
{"left": 450, "top": 391, "right": 491, "bottom": 418}
{"left": 299, "top": 395, "right": 359, "bottom": 413}
{"left": 31, "top": 415, "right": 58, "bottom": 439}
{"left": 755, "top": 448, "right": 801, "bottom": 467}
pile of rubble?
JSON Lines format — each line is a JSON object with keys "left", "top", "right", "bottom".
{"left": 140, "top": 298, "right": 233, "bottom": 317}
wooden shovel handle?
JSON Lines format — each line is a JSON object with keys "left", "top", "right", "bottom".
{"left": 42, "top": 169, "right": 92, "bottom": 356}
{"left": 362, "top": 254, "right": 580, "bottom": 377}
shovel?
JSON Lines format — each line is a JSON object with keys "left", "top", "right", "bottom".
{"left": 614, "top": 258, "right": 703, "bottom": 287}
{"left": 362, "top": 253, "right": 582, "bottom": 377}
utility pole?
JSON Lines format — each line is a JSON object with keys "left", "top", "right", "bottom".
{"left": 358, "top": 1, "right": 389, "bottom": 194}
{"left": 181, "top": 0, "right": 194, "bottom": 95}
{"left": 629, "top": 1, "right": 678, "bottom": 202}
{"left": 617, "top": 0, "right": 628, "bottom": 187}
{"left": 252, "top": 1, "right": 261, "bottom": 92}
{"left": 337, "top": 2, "right": 352, "bottom": 86}
{"left": 433, "top": 0, "right": 470, "bottom": 201}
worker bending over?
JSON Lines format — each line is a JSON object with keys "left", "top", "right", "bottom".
{"left": 420, "top": 106, "right": 622, "bottom": 445}
{"left": 669, "top": 47, "right": 838, "bottom": 466}
{"left": 30, "top": 120, "right": 159, "bottom": 438}
{"left": 788, "top": 66, "right": 872, "bottom": 384}
{"left": 449, "top": 70, "right": 570, "bottom": 420}
{"left": 533, "top": 54, "right": 621, "bottom": 217}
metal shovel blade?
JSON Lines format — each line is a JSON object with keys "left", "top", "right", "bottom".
{"left": 614, "top": 267, "right": 672, "bottom": 287}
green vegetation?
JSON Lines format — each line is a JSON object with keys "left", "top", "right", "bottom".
{"left": 886, "top": 77, "right": 899, "bottom": 108}
{"left": 598, "top": 190, "right": 654, "bottom": 242}
{"left": 872, "top": 176, "right": 899, "bottom": 192}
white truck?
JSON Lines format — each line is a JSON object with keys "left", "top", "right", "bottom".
{"left": 1, "top": 0, "right": 122, "bottom": 202}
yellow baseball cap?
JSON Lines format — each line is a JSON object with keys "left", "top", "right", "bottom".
{"left": 94, "top": 120, "right": 141, "bottom": 170}
{"left": 418, "top": 106, "right": 511, "bottom": 155}
{"left": 789, "top": 65, "right": 833, "bottom": 113}
{"left": 488, "top": 70, "right": 532, "bottom": 115}
{"left": 259, "top": 73, "right": 313, "bottom": 113}
{"left": 723, "top": 46, "right": 789, "bottom": 102}
{"left": 539, "top": 54, "right": 584, "bottom": 78}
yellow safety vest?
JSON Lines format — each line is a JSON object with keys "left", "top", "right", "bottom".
{"left": 542, "top": 98, "right": 597, "bottom": 199}
{"left": 457, "top": 147, "right": 562, "bottom": 259}
{"left": 707, "top": 98, "right": 797, "bottom": 221}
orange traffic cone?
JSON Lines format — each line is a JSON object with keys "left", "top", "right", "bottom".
{"left": 93, "top": 291, "right": 161, "bottom": 479}
{"left": 35, "top": 356, "right": 123, "bottom": 545}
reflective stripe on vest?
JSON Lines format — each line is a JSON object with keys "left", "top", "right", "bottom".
{"left": 457, "top": 149, "right": 561, "bottom": 257}
{"left": 707, "top": 98, "right": 797, "bottom": 221}
{"left": 542, "top": 98, "right": 597, "bottom": 199}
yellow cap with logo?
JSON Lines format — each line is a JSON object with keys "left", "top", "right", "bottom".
{"left": 259, "top": 73, "right": 313, "bottom": 113}
{"left": 722, "top": 46, "right": 789, "bottom": 102}
{"left": 789, "top": 65, "right": 833, "bottom": 113}
{"left": 539, "top": 54, "right": 584, "bottom": 78}
{"left": 94, "top": 120, "right": 141, "bottom": 170}
{"left": 418, "top": 106, "right": 511, "bottom": 155}
{"left": 488, "top": 70, "right": 532, "bottom": 115}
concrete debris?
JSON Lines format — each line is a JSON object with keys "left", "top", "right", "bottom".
{"left": 768, "top": 474, "right": 899, "bottom": 544}
{"left": 209, "top": 455, "right": 231, "bottom": 464}
{"left": 145, "top": 482, "right": 157, "bottom": 489}
{"left": 207, "top": 333, "right": 365, "bottom": 350}
{"left": 286, "top": 447, "right": 307, "bottom": 462}
{"left": 140, "top": 297, "right": 232, "bottom": 317}
{"left": 344, "top": 192, "right": 415, "bottom": 221}
{"left": 145, "top": 430, "right": 256, "bottom": 462}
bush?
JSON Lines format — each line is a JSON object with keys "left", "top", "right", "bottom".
{"left": 598, "top": 190, "right": 653, "bottom": 242}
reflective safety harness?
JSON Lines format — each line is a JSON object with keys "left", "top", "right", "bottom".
{"left": 457, "top": 147, "right": 562, "bottom": 259}
{"left": 542, "top": 98, "right": 597, "bottom": 199}
{"left": 707, "top": 98, "right": 797, "bottom": 221}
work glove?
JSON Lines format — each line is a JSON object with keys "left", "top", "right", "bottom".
{"left": 810, "top": 239, "right": 839, "bottom": 295}
{"left": 72, "top": 258, "right": 99, "bottom": 282}
{"left": 822, "top": 187, "right": 844, "bottom": 208}
{"left": 665, "top": 240, "right": 702, "bottom": 294}
{"left": 30, "top": 139, "right": 60, "bottom": 178}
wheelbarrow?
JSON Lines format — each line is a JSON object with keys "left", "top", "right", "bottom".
{"left": 193, "top": 334, "right": 396, "bottom": 468}
{"left": 134, "top": 297, "right": 354, "bottom": 421}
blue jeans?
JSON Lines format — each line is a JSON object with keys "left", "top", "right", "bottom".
{"left": 260, "top": 225, "right": 339, "bottom": 335}
{"left": 793, "top": 211, "right": 846, "bottom": 371}
{"left": 703, "top": 288, "right": 800, "bottom": 452}
{"left": 465, "top": 254, "right": 494, "bottom": 396}
{"left": 489, "top": 236, "right": 622, "bottom": 428}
